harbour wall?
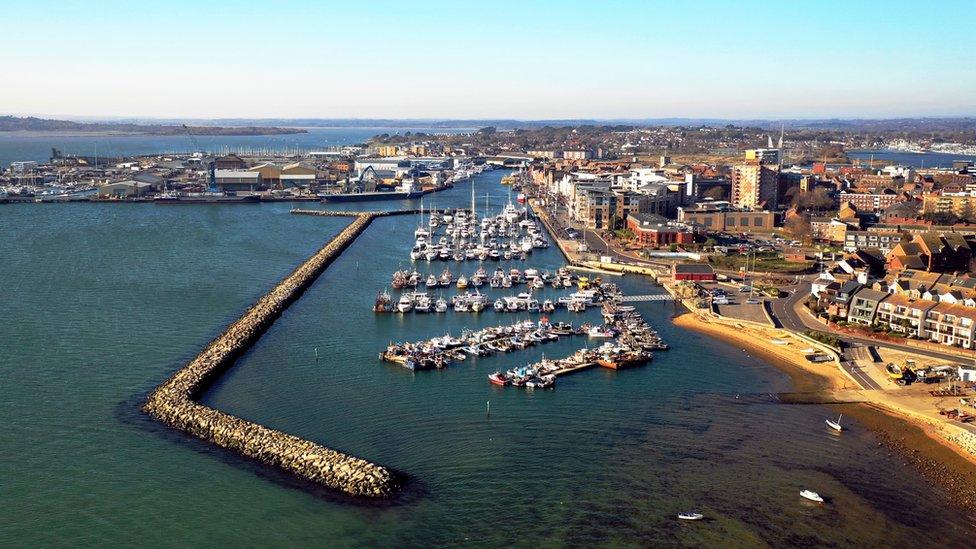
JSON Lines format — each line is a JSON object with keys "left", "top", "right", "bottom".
{"left": 144, "top": 212, "right": 399, "bottom": 498}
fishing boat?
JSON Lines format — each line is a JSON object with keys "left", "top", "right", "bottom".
{"left": 373, "top": 290, "right": 393, "bottom": 313}
{"left": 588, "top": 325, "right": 615, "bottom": 338}
{"left": 677, "top": 512, "right": 704, "bottom": 521}
{"left": 494, "top": 298, "right": 505, "bottom": 312}
{"left": 434, "top": 298, "right": 448, "bottom": 313}
{"left": 825, "top": 414, "right": 844, "bottom": 432}
{"left": 800, "top": 490, "right": 824, "bottom": 503}
{"left": 488, "top": 372, "right": 509, "bottom": 386}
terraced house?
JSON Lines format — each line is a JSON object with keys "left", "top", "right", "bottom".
{"left": 847, "top": 287, "right": 888, "bottom": 325}
{"left": 874, "top": 294, "right": 935, "bottom": 337}
{"left": 922, "top": 302, "right": 976, "bottom": 348}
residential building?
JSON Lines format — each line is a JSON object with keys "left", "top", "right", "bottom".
{"left": 874, "top": 294, "right": 936, "bottom": 337}
{"left": 626, "top": 213, "right": 696, "bottom": 247}
{"left": 922, "top": 302, "right": 976, "bottom": 348}
{"left": 848, "top": 287, "right": 888, "bottom": 325}
{"left": 838, "top": 188, "right": 904, "bottom": 212}
{"left": 730, "top": 161, "right": 779, "bottom": 209}
{"left": 922, "top": 193, "right": 976, "bottom": 219}
{"left": 887, "top": 232, "right": 974, "bottom": 273}
{"left": 843, "top": 230, "right": 905, "bottom": 254}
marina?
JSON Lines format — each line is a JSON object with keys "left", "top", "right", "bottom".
{"left": 379, "top": 318, "right": 584, "bottom": 370}
{"left": 5, "top": 167, "right": 973, "bottom": 546}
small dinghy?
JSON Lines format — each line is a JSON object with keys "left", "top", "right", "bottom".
{"left": 677, "top": 512, "right": 704, "bottom": 521}
{"left": 800, "top": 489, "right": 824, "bottom": 503}
{"left": 825, "top": 414, "right": 843, "bottom": 432}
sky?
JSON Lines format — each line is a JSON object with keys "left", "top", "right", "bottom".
{"left": 2, "top": 0, "right": 975, "bottom": 120}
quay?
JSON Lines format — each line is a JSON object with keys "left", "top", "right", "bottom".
{"left": 144, "top": 212, "right": 399, "bottom": 498}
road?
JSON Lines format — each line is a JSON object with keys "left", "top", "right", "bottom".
{"left": 767, "top": 281, "right": 975, "bottom": 365}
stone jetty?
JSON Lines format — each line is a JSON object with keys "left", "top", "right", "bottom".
{"left": 144, "top": 212, "right": 398, "bottom": 498}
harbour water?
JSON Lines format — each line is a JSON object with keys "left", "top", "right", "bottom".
{"left": 2, "top": 170, "right": 975, "bottom": 545}
{"left": 0, "top": 126, "right": 472, "bottom": 167}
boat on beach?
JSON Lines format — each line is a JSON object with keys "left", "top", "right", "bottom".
{"left": 800, "top": 489, "right": 824, "bottom": 503}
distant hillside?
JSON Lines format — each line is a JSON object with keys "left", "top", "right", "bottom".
{"left": 0, "top": 116, "right": 306, "bottom": 135}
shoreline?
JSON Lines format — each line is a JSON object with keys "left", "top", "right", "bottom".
{"left": 673, "top": 311, "right": 976, "bottom": 513}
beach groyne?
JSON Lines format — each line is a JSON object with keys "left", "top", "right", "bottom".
{"left": 144, "top": 212, "right": 398, "bottom": 498}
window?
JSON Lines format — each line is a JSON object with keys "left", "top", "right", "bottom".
{"left": 754, "top": 217, "right": 764, "bottom": 227}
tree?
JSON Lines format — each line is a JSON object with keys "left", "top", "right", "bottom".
{"left": 922, "top": 211, "right": 960, "bottom": 225}
{"left": 784, "top": 215, "right": 813, "bottom": 242}
{"left": 793, "top": 188, "right": 835, "bottom": 212}
{"left": 704, "top": 237, "right": 717, "bottom": 249}
{"left": 703, "top": 186, "right": 727, "bottom": 200}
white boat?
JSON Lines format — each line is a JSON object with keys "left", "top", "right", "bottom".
{"left": 434, "top": 298, "right": 448, "bottom": 313}
{"left": 396, "top": 294, "right": 414, "bottom": 313}
{"left": 825, "top": 414, "right": 843, "bottom": 432}
{"left": 800, "top": 489, "right": 824, "bottom": 503}
{"left": 677, "top": 512, "right": 704, "bottom": 521}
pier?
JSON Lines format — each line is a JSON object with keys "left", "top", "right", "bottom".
{"left": 144, "top": 212, "right": 399, "bottom": 498}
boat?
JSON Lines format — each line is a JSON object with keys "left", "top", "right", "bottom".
{"left": 434, "top": 298, "right": 448, "bottom": 313}
{"left": 414, "top": 294, "right": 432, "bottom": 313}
{"left": 825, "top": 414, "right": 844, "bottom": 432}
{"left": 373, "top": 290, "right": 392, "bottom": 313}
{"left": 321, "top": 189, "right": 424, "bottom": 202}
{"left": 800, "top": 490, "right": 824, "bottom": 503}
{"left": 396, "top": 294, "right": 414, "bottom": 313}
{"left": 457, "top": 275, "right": 469, "bottom": 289}
{"left": 588, "top": 326, "right": 615, "bottom": 338}
{"left": 677, "top": 512, "right": 704, "bottom": 521}
{"left": 494, "top": 299, "right": 505, "bottom": 312}
{"left": 154, "top": 193, "right": 260, "bottom": 204}
{"left": 488, "top": 372, "right": 509, "bottom": 386}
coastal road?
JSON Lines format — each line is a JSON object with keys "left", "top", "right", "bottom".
{"left": 768, "top": 283, "right": 975, "bottom": 365}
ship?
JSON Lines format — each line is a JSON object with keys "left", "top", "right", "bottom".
{"left": 320, "top": 190, "right": 424, "bottom": 203}
{"left": 154, "top": 192, "right": 260, "bottom": 204}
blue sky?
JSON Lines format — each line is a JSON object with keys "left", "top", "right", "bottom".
{"left": 3, "top": 0, "right": 974, "bottom": 119}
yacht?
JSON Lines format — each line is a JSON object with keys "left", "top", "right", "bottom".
{"left": 494, "top": 298, "right": 506, "bottom": 312}
{"left": 825, "top": 414, "right": 844, "bottom": 432}
{"left": 396, "top": 294, "right": 414, "bottom": 313}
{"left": 457, "top": 275, "right": 469, "bottom": 289}
{"left": 434, "top": 298, "right": 448, "bottom": 313}
{"left": 414, "top": 295, "right": 432, "bottom": 313}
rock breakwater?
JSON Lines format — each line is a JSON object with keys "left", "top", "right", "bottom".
{"left": 144, "top": 212, "right": 398, "bottom": 498}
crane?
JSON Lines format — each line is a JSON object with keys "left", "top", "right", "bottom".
{"left": 182, "top": 124, "right": 217, "bottom": 192}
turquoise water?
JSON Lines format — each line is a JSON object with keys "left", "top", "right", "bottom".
{"left": 2, "top": 171, "right": 974, "bottom": 546}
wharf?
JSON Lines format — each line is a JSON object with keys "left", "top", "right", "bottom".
{"left": 551, "top": 361, "right": 597, "bottom": 376}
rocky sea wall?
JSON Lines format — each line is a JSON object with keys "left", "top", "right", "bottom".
{"left": 144, "top": 212, "right": 398, "bottom": 498}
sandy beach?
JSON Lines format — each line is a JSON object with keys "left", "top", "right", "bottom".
{"left": 673, "top": 311, "right": 976, "bottom": 512}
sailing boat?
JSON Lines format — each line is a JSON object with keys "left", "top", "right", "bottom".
{"left": 825, "top": 414, "right": 843, "bottom": 432}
